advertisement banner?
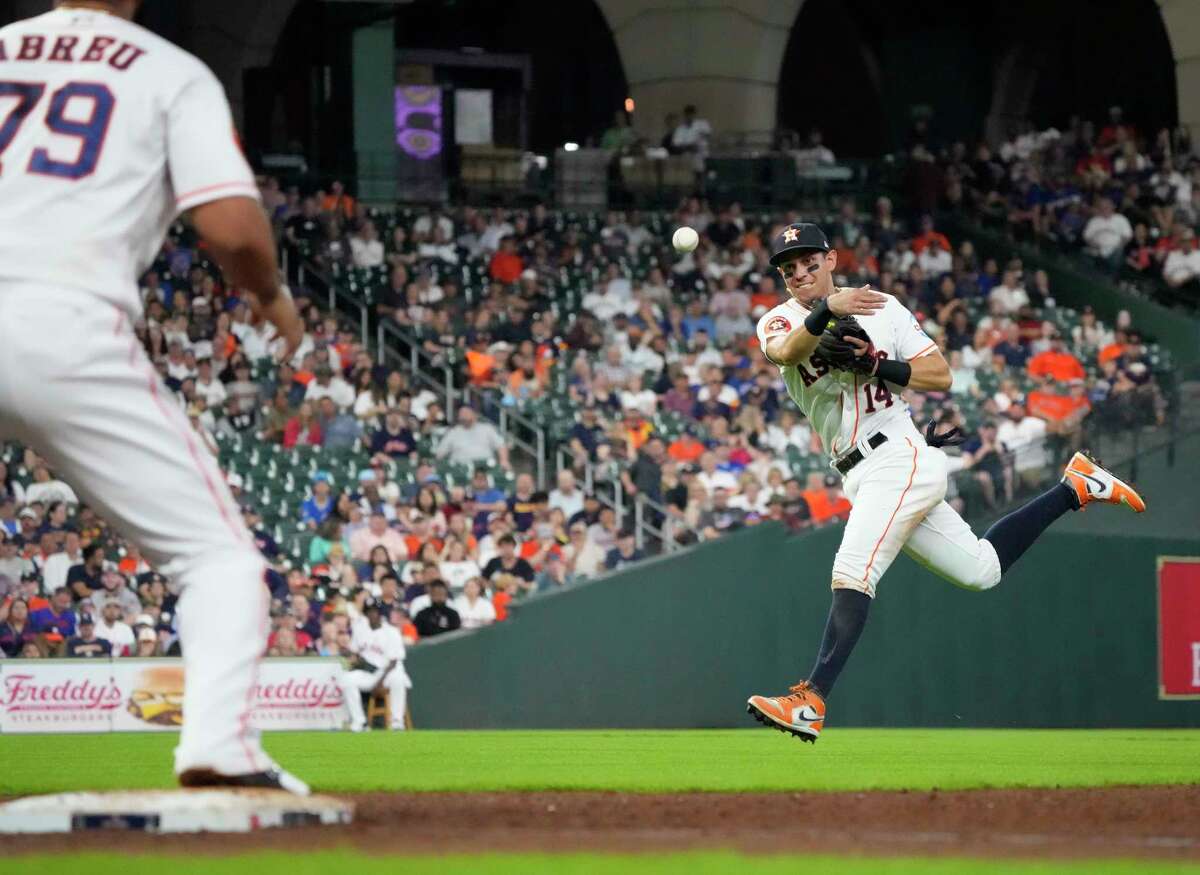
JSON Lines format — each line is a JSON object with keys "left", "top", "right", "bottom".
{"left": 0, "top": 658, "right": 347, "bottom": 734}
{"left": 1157, "top": 556, "right": 1200, "bottom": 700}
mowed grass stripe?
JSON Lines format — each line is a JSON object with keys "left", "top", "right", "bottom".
{"left": 1, "top": 729, "right": 1198, "bottom": 796}
{"left": 3, "top": 852, "right": 1200, "bottom": 875}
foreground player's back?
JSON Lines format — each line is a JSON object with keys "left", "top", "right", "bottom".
{"left": 0, "top": 7, "right": 257, "bottom": 316}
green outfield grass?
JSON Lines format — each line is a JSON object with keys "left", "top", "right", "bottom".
{"left": 1, "top": 728, "right": 1198, "bottom": 795}
{"left": 4, "top": 852, "right": 1200, "bottom": 875}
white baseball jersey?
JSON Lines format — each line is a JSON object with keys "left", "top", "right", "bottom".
{"left": 0, "top": 7, "right": 258, "bottom": 320}
{"left": 756, "top": 292, "right": 938, "bottom": 458}
{"left": 350, "top": 616, "right": 407, "bottom": 669}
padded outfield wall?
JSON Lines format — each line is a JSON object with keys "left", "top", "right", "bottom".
{"left": 408, "top": 445, "right": 1200, "bottom": 729}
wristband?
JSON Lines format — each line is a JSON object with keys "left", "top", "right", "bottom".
{"left": 803, "top": 299, "right": 832, "bottom": 336}
{"left": 873, "top": 358, "right": 912, "bottom": 387}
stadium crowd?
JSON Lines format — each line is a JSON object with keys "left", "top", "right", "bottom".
{"left": 0, "top": 122, "right": 1177, "bottom": 662}
{"left": 902, "top": 107, "right": 1200, "bottom": 308}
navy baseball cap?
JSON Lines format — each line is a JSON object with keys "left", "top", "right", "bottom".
{"left": 769, "top": 223, "right": 831, "bottom": 267}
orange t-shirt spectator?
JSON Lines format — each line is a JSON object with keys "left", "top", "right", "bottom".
{"left": 1027, "top": 390, "right": 1089, "bottom": 423}
{"left": 320, "top": 182, "right": 356, "bottom": 220}
{"left": 803, "top": 475, "right": 852, "bottom": 525}
{"left": 489, "top": 237, "right": 523, "bottom": 284}
{"left": 1026, "top": 344, "right": 1085, "bottom": 382}
{"left": 911, "top": 217, "right": 951, "bottom": 255}
{"left": 668, "top": 433, "right": 705, "bottom": 464}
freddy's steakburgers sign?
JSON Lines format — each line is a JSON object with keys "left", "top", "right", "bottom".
{"left": 0, "top": 658, "right": 348, "bottom": 733}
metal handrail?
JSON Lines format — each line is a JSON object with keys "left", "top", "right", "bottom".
{"left": 554, "top": 444, "right": 700, "bottom": 553}
{"left": 373, "top": 319, "right": 550, "bottom": 488}
{"left": 294, "top": 258, "right": 370, "bottom": 348}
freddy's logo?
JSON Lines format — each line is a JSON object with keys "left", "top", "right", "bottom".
{"left": 2, "top": 674, "right": 122, "bottom": 711}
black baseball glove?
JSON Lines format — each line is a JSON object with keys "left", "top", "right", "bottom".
{"left": 816, "top": 315, "right": 876, "bottom": 376}
{"left": 924, "top": 418, "right": 967, "bottom": 448}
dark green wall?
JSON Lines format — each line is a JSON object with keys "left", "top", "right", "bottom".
{"left": 408, "top": 516, "right": 1200, "bottom": 730}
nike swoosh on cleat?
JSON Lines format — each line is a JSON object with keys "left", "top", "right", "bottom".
{"left": 793, "top": 705, "right": 823, "bottom": 723}
{"left": 1075, "top": 471, "right": 1106, "bottom": 495}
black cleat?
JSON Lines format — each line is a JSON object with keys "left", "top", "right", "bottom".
{"left": 178, "top": 765, "right": 310, "bottom": 796}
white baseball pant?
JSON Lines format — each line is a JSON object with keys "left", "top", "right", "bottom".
{"left": 0, "top": 285, "right": 272, "bottom": 776}
{"left": 832, "top": 424, "right": 1002, "bottom": 598}
{"left": 340, "top": 665, "right": 410, "bottom": 730}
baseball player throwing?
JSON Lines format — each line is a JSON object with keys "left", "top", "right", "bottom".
{"left": 0, "top": 2, "right": 307, "bottom": 790}
{"left": 746, "top": 223, "right": 1146, "bottom": 742}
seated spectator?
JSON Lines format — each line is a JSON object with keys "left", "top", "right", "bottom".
{"left": 993, "top": 323, "right": 1030, "bottom": 369}
{"left": 65, "top": 541, "right": 104, "bottom": 600}
{"left": 454, "top": 577, "right": 496, "bottom": 629}
{"left": 563, "top": 521, "right": 606, "bottom": 579}
{"left": 1083, "top": 197, "right": 1133, "bottom": 269}
{"left": 350, "top": 220, "right": 385, "bottom": 268}
{"left": 30, "top": 586, "right": 75, "bottom": 638}
{"left": 519, "top": 522, "right": 564, "bottom": 571}
{"left": 350, "top": 512, "right": 407, "bottom": 563}
{"left": 0, "top": 598, "right": 35, "bottom": 657}
{"left": 802, "top": 473, "right": 852, "bottom": 526}
{"left": 1026, "top": 332, "right": 1085, "bottom": 383}
{"left": 315, "top": 396, "right": 360, "bottom": 450}
{"left": 548, "top": 469, "right": 585, "bottom": 521}
{"left": 283, "top": 402, "right": 323, "bottom": 448}
{"left": 482, "top": 534, "right": 536, "bottom": 596}
{"left": 94, "top": 599, "right": 134, "bottom": 657}
{"left": 436, "top": 406, "right": 510, "bottom": 470}
{"left": 371, "top": 408, "right": 417, "bottom": 461}
{"left": 1163, "top": 227, "right": 1200, "bottom": 294}
{"left": 507, "top": 474, "right": 540, "bottom": 533}
{"left": 604, "top": 529, "right": 644, "bottom": 571}
{"left": 567, "top": 406, "right": 606, "bottom": 461}
{"left": 988, "top": 270, "right": 1029, "bottom": 316}
{"left": 413, "top": 581, "right": 461, "bottom": 637}
{"left": 439, "top": 538, "right": 482, "bottom": 594}
{"left": 536, "top": 551, "right": 576, "bottom": 592}
{"left": 698, "top": 487, "right": 747, "bottom": 538}
{"left": 996, "top": 402, "right": 1048, "bottom": 490}
{"left": 489, "top": 236, "right": 523, "bottom": 284}
{"left": 960, "top": 420, "right": 1011, "bottom": 509}
{"left": 304, "top": 364, "right": 355, "bottom": 412}
{"left": 301, "top": 473, "right": 337, "bottom": 529}
{"left": 65, "top": 613, "right": 111, "bottom": 658}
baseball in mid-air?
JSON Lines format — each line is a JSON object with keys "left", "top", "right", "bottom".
{"left": 672, "top": 226, "right": 699, "bottom": 253}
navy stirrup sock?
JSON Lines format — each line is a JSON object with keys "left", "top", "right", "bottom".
{"left": 807, "top": 588, "right": 871, "bottom": 698}
{"left": 983, "top": 482, "right": 1078, "bottom": 574}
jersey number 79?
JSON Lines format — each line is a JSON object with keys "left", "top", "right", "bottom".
{"left": 0, "top": 80, "right": 115, "bottom": 179}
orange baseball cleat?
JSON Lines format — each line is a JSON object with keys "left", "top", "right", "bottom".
{"left": 746, "top": 681, "right": 826, "bottom": 742}
{"left": 1061, "top": 451, "right": 1146, "bottom": 513}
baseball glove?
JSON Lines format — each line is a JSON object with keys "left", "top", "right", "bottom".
{"left": 924, "top": 418, "right": 967, "bottom": 448}
{"left": 816, "top": 315, "right": 876, "bottom": 375}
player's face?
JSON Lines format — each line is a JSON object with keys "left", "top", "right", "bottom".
{"left": 778, "top": 250, "right": 835, "bottom": 301}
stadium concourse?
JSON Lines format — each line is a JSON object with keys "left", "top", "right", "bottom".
{"left": 0, "top": 184, "right": 1177, "bottom": 666}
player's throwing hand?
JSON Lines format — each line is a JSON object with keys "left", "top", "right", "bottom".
{"left": 826, "top": 285, "right": 887, "bottom": 317}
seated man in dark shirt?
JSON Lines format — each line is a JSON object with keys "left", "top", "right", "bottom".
{"left": 482, "top": 534, "right": 536, "bottom": 596}
{"left": 66, "top": 542, "right": 105, "bottom": 600}
{"left": 370, "top": 408, "right": 417, "bottom": 461}
{"left": 413, "top": 581, "right": 461, "bottom": 638}
{"left": 603, "top": 529, "right": 644, "bottom": 571}
{"left": 65, "top": 614, "right": 111, "bottom": 658}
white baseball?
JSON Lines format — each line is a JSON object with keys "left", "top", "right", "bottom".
{"left": 672, "top": 226, "right": 699, "bottom": 253}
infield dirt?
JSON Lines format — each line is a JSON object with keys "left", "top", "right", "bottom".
{"left": 2, "top": 785, "right": 1199, "bottom": 861}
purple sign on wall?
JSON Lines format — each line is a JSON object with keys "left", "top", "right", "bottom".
{"left": 395, "top": 86, "right": 443, "bottom": 160}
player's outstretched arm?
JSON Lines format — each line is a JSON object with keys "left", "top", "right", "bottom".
{"left": 906, "top": 350, "right": 953, "bottom": 392}
{"left": 190, "top": 197, "right": 304, "bottom": 360}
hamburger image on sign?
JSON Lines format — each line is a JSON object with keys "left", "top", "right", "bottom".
{"left": 127, "top": 665, "right": 185, "bottom": 726}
